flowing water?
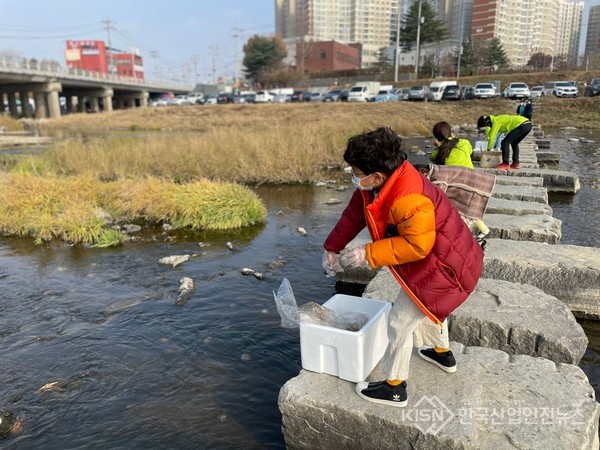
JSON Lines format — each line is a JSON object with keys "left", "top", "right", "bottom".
{"left": 0, "top": 129, "right": 598, "bottom": 449}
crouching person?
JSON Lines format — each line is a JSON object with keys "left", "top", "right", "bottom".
{"left": 322, "top": 127, "right": 484, "bottom": 407}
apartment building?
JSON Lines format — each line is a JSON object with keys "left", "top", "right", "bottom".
{"left": 556, "top": 1, "right": 583, "bottom": 65}
{"left": 275, "top": 0, "right": 403, "bottom": 67}
{"left": 471, "top": 0, "right": 582, "bottom": 68}
{"left": 585, "top": 5, "right": 600, "bottom": 60}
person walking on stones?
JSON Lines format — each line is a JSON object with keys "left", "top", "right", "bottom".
{"left": 524, "top": 99, "right": 533, "bottom": 121}
{"left": 322, "top": 126, "right": 484, "bottom": 408}
{"left": 430, "top": 121, "right": 491, "bottom": 241}
{"left": 478, "top": 114, "right": 532, "bottom": 170}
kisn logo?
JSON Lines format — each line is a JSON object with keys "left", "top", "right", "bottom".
{"left": 400, "top": 396, "right": 455, "bottom": 435}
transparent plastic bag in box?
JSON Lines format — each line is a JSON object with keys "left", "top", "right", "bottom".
{"left": 273, "top": 278, "right": 368, "bottom": 331}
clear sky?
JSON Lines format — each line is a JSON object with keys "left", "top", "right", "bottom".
{"left": 0, "top": 0, "right": 599, "bottom": 83}
{"left": 0, "top": 0, "right": 275, "bottom": 83}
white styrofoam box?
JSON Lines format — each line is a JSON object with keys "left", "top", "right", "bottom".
{"left": 299, "top": 294, "right": 391, "bottom": 383}
{"left": 475, "top": 141, "right": 488, "bottom": 151}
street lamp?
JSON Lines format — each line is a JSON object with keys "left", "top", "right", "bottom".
{"left": 457, "top": 0, "right": 465, "bottom": 78}
{"left": 414, "top": 0, "right": 423, "bottom": 79}
{"left": 394, "top": 0, "right": 402, "bottom": 82}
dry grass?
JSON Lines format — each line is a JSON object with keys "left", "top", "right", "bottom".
{"left": 0, "top": 173, "right": 266, "bottom": 246}
{"left": 32, "top": 98, "right": 598, "bottom": 184}
{"left": 0, "top": 115, "right": 24, "bottom": 132}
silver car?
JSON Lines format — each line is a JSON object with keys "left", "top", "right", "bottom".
{"left": 474, "top": 83, "right": 497, "bottom": 99}
{"left": 408, "top": 85, "right": 433, "bottom": 101}
{"left": 506, "top": 82, "right": 530, "bottom": 99}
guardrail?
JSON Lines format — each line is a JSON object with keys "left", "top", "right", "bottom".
{"left": 0, "top": 58, "right": 192, "bottom": 92}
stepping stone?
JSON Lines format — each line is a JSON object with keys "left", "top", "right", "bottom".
{"left": 481, "top": 168, "right": 580, "bottom": 194}
{"left": 364, "top": 270, "right": 587, "bottom": 364}
{"left": 486, "top": 197, "right": 552, "bottom": 216}
{"left": 492, "top": 184, "right": 548, "bottom": 203}
{"left": 482, "top": 214, "right": 561, "bottom": 243}
{"left": 493, "top": 175, "right": 544, "bottom": 187}
{"left": 280, "top": 346, "right": 599, "bottom": 450}
{"left": 483, "top": 239, "right": 600, "bottom": 319}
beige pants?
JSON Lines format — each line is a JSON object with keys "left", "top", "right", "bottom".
{"left": 381, "top": 288, "right": 449, "bottom": 381}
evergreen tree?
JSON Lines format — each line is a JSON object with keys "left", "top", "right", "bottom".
{"left": 243, "top": 35, "right": 287, "bottom": 81}
{"left": 486, "top": 38, "right": 509, "bottom": 71}
{"left": 374, "top": 47, "right": 393, "bottom": 73}
{"left": 455, "top": 40, "right": 475, "bottom": 76}
{"left": 400, "top": 1, "right": 447, "bottom": 52}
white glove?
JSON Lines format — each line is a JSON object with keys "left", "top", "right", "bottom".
{"left": 322, "top": 250, "right": 343, "bottom": 277}
{"left": 341, "top": 245, "right": 369, "bottom": 268}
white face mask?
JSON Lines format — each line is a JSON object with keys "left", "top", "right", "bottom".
{"left": 351, "top": 172, "right": 374, "bottom": 191}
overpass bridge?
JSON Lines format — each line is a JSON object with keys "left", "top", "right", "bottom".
{"left": 0, "top": 58, "right": 193, "bottom": 119}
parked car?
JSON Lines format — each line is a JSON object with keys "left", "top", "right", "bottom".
{"left": 309, "top": 92, "right": 325, "bottom": 102}
{"left": 394, "top": 88, "right": 410, "bottom": 101}
{"left": 473, "top": 83, "right": 498, "bottom": 99}
{"left": 544, "top": 81, "right": 578, "bottom": 98}
{"left": 461, "top": 86, "right": 475, "bottom": 100}
{"left": 374, "top": 89, "right": 398, "bottom": 102}
{"left": 187, "top": 93, "right": 205, "bottom": 104}
{"left": 584, "top": 78, "right": 600, "bottom": 97}
{"left": 217, "top": 93, "right": 235, "bottom": 104}
{"left": 254, "top": 90, "right": 273, "bottom": 103}
{"left": 441, "top": 85, "right": 463, "bottom": 101}
{"left": 530, "top": 86, "right": 544, "bottom": 98}
{"left": 291, "top": 91, "right": 307, "bottom": 102}
{"left": 323, "top": 89, "right": 346, "bottom": 102}
{"left": 408, "top": 85, "right": 433, "bottom": 101}
{"left": 242, "top": 93, "right": 256, "bottom": 103}
{"left": 168, "top": 94, "right": 193, "bottom": 106}
{"left": 204, "top": 95, "right": 218, "bottom": 105}
{"left": 272, "top": 94, "right": 289, "bottom": 103}
{"left": 506, "top": 82, "right": 530, "bottom": 99}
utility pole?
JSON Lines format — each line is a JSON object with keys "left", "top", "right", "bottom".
{"left": 150, "top": 50, "right": 159, "bottom": 80}
{"left": 394, "top": 0, "right": 402, "bottom": 82}
{"left": 414, "top": 0, "right": 423, "bottom": 79}
{"left": 232, "top": 26, "right": 243, "bottom": 85}
{"left": 190, "top": 54, "right": 199, "bottom": 85}
{"left": 102, "top": 17, "right": 115, "bottom": 74}
{"left": 456, "top": 0, "right": 464, "bottom": 78}
{"left": 209, "top": 42, "right": 217, "bottom": 84}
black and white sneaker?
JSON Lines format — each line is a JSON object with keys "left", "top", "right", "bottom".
{"left": 355, "top": 381, "right": 408, "bottom": 407}
{"left": 418, "top": 347, "right": 457, "bottom": 373}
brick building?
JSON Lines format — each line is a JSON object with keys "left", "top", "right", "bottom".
{"left": 296, "top": 40, "right": 362, "bottom": 73}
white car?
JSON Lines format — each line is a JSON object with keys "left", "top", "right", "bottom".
{"left": 254, "top": 91, "right": 273, "bottom": 103}
{"left": 544, "top": 81, "right": 578, "bottom": 98}
{"left": 473, "top": 83, "right": 497, "bottom": 99}
{"left": 506, "top": 82, "right": 530, "bottom": 99}
{"left": 168, "top": 94, "right": 192, "bottom": 106}
{"left": 530, "top": 86, "right": 544, "bottom": 98}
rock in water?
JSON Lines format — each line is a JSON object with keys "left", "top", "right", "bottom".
{"left": 297, "top": 227, "right": 307, "bottom": 236}
{"left": 241, "top": 268, "right": 255, "bottom": 275}
{"left": 226, "top": 242, "right": 235, "bottom": 251}
{"left": 158, "top": 255, "right": 190, "bottom": 267}
{"left": 176, "top": 277, "right": 195, "bottom": 306}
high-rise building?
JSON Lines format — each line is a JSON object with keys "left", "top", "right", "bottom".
{"left": 275, "top": 0, "right": 403, "bottom": 67}
{"left": 585, "top": 5, "right": 600, "bottom": 61}
{"left": 556, "top": 1, "right": 583, "bottom": 65}
{"left": 470, "top": 0, "right": 583, "bottom": 68}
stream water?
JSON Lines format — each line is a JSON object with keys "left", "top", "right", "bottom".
{"left": 0, "top": 128, "right": 598, "bottom": 449}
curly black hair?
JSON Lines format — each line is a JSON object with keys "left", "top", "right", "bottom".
{"left": 343, "top": 126, "right": 406, "bottom": 176}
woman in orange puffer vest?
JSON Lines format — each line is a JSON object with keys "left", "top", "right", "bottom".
{"left": 323, "top": 127, "right": 484, "bottom": 408}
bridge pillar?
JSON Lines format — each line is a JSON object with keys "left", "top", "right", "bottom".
{"left": 47, "top": 90, "right": 61, "bottom": 119}
{"left": 115, "top": 98, "right": 124, "bottom": 109}
{"left": 65, "top": 95, "right": 74, "bottom": 113}
{"left": 34, "top": 91, "right": 47, "bottom": 119}
{"left": 77, "top": 95, "right": 86, "bottom": 112}
{"left": 19, "top": 91, "right": 32, "bottom": 118}
{"left": 102, "top": 95, "right": 113, "bottom": 112}
{"left": 139, "top": 91, "right": 149, "bottom": 107}
{"left": 7, "top": 92, "right": 19, "bottom": 117}
{"left": 89, "top": 96, "right": 99, "bottom": 113}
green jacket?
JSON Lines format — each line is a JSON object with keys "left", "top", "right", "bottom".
{"left": 430, "top": 138, "right": 474, "bottom": 169}
{"left": 486, "top": 115, "right": 529, "bottom": 150}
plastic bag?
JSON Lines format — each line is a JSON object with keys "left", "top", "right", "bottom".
{"left": 273, "top": 278, "right": 369, "bottom": 331}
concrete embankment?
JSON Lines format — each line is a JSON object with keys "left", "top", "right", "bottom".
{"left": 280, "top": 131, "right": 600, "bottom": 449}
